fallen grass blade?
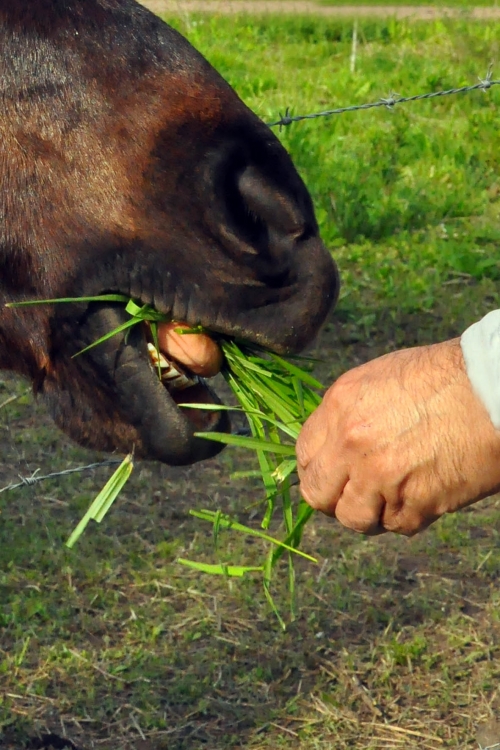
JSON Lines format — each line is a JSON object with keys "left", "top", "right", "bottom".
{"left": 66, "top": 453, "right": 134, "bottom": 548}
{"left": 177, "top": 560, "right": 263, "bottom": 577}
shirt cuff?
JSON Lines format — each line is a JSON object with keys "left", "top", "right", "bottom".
{"left": 460, "top": 309, "right": 500, "bottom": 430}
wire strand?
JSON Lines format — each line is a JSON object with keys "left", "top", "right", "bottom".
{"left": 0, "top": 460, "right": 123, "bottom": 494}
{"left": 267, "top": 67, "right": 498, "bottom": 128}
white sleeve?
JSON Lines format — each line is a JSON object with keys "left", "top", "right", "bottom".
{"left": 460, "top": 309, "right": 500, "bottom": 430}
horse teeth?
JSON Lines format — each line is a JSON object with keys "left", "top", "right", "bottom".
{"left": 147, "top": 343, "right": 169, "bottom": 368}
{"left": 147, "top": 343, "right": 197, "bottom": 391}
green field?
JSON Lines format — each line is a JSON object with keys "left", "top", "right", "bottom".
{"left": 1, "top": 14, "right": 500, "bottom": 750}
{"left": 165, "top": 0, "right": 500, "bottom": 8}
{"left": 227, "top": 0, "right": 500, "bottom": 7}
{"left": 317, "top": 1, "right": 500, "bottom": 5}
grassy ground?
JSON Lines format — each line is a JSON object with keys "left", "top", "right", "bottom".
{"left": 148, "top": 1, "right": 500, "bottom": 10}
{"left": 318, "top": 0, "right": 500, "bottom": 6}
{"left": 1, "top": 15, "right": 500, "bottom": 750}
{"left": 234, "top": 0, "right": 500, "bottom": 7}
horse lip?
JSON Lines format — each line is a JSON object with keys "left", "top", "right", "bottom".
{"left": 76, "top": 301, "right": 229, "bottom": 465}
{"left": 132, "top": 326, "right": 230, "bottom": 463}
{"left": 145, "top": 335, "right": 226, "bottom": 434}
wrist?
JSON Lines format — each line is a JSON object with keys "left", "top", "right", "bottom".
{"left": 460, "top": 310, "right": 500, "bottom": 430}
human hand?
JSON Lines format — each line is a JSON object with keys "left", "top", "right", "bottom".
{"left": 296, "top": 339, "right": 500, "bottom": 535}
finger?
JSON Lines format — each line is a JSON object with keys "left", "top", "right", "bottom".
{"left": 298, "top": 444, "right": 349, "bottom": 515}
{"left": 296, "top": 401, "right": 329, "bottom": 470}
{"left": 334, "top": 482, "right": 386, "bottom": 535}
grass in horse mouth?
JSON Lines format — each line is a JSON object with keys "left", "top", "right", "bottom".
{"left": 7, "top": 294, "right": 323, "bottom": 623}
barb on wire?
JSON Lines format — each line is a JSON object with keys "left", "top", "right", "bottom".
{"left": 379, "top": 92, "right": 401, "bottom": 109}
{"left": 267, "top": 67, "right": 499, "bottom": 128}
{"left": 0, "top": 459, "right": 123, "bottom": 494}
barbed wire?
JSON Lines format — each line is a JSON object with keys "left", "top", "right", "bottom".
{"left": 0, "top": 459, "right": 123, "bottom": 494}
{"left": 0, "top": 429, "right": 253, "bottom": 494}
{"left": 267, "top": 66, "right": 499, "bottom": 128}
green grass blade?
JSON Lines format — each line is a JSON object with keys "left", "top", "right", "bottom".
{"left": 65, "top": 505, "right": 99, "bottom": 551}
{"left": 66, "top": 453, "right": 134, "bottom": 548}
{"left": 292, "top": 375, "right": 305, "bottom": 420}
{"left": 272, "top": 459, "right": 297, "bottom": 484}
{"left": 179, "top": 403, "right": 246, "bottom": 412}
{"left": 73, "top": 318, "right": 140, "bottom": 357}
{"left": 125, "top": 299, "right": 149, "bottom": 317}
{"left": 6, "top": 294, "right": 130, "bottom": 308}
{"left": 92, "top": 454, "right": 134, "bottom": 523}
{"left": 194, "top": 432, "right": 296, "bottom": 456}
{"left": 174, "top": 325, "right": 206, "bottom": 335}
{"left": 271, "top": 501, "right": 315, "bottom": 567}
{"left": 149, "top": 321, "right": 162, "bottom": 381}
{"left": 229, "top": 471, "right": 263, "bottom": 480}
{"left": 269, "top": 353, "right": 324, "bottom": 390}
{"left": 124, "top": 300, "right": 168, "bottom": 322}
{"left": 177, "top": 560, "right": 263, "bottom": 577}
{"left": 189, "top": 509, "right": 316, "bottom": 562}
{"left": 226, "top": 377, "right": 278, "bottom": 527}
{"left": 180, "top": 403, "right": 298, "bottom": 439}
{"left": 212, "top": 508, "right": 223, "bottom": 551}
{"left": 263, "top": 549, "right": 286, "bottom": 630}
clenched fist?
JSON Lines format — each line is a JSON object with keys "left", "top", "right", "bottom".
{"left": 296, "top": 339, "right": 500, "bottom": 536}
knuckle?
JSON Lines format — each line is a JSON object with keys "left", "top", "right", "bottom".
{"left": 377, "top": 452, "right": 405, "bottom": 488}
{"left": 325, "top": 373, "right": 353, "bottom": 405}
{"left": 295, "top": 434, "right": 310, "bottom": 469}
{"left": 343, "top": 420, "right": 367, "bottom": 450}
{"left": 362, "top": 441, "right": 407, "bottom": 490}
{"left": 383, "top": 506, "right": 426, "bottom": 536}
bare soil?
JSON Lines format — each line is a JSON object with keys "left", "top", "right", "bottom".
{"left": 140, "top": 0, "right": 500, "bottom": 19}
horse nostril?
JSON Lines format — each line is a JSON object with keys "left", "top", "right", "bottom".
{"left": 236, "top": 164, "right": 305, "bottom": 238}
{"left": 222, "top": 163, "right": 268, "bottom": 253}
{"left": 207, "top": 143, "right": 316, "bottom": 286}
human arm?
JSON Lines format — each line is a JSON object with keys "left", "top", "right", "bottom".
{"left": 296, "top": 337, "right": 500, "bottom": 535}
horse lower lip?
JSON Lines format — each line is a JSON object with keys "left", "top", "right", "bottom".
{"left": 146, "top": 342, "right": 223, "bottom": 431}
{"left": 170, "top": 379, "right": 222, "bottom": 432}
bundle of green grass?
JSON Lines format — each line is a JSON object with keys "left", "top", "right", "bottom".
{"left": 12, "top": 295, "right": 323, "bottom": 623}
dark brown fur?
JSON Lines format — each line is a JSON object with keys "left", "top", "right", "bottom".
{"left": 0, "top": 0, "right": 339, "bottom": 464}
